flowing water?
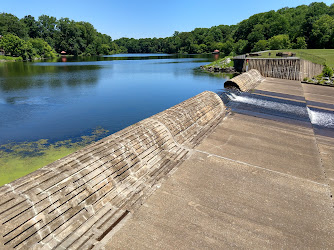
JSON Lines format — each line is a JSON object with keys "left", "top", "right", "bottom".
{"left": 220, "top": 88, "right": 334, "bottom": 129}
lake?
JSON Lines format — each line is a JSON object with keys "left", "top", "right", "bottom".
{"left": 0, "top": 54, "right": 231, "bottom": 144}
{"left": 0, "top": 54, "right": 230, "bottom": 185}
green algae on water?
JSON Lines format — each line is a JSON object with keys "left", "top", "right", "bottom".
{"left": 0, "top": 127, "right": 109, "bottom": 187}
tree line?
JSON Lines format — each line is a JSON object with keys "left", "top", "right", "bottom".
{"left": 0, "top": 14, "right": 126, "bottom": 59}
{"left": 114, "top": 2, "right": 334, "bottom": 56}
{"left": 0, "top": 2, "right": 333, "bottom": 59}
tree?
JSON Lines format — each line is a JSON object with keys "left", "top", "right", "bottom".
{"left": 21, "top": 15, "right": 39, "bottom": 38}
{"left": 302, "top": 2, "right": 329, "bottom": 45}
{"left": 268, "top": 34, "right": 291, "bottom": 50}
{"left": 29, "top": 38, "right": 56, "bottom": 58}
{"left": 247, "top": 24, "right": 265, "bottom": 49}
{"left": 38, "top": 15, "right": 58, "bottom": 47}
{"left": 234, "top": 40, "right": 248, "bottom": 55}
{"left": 329, "top": 3, "right": 334, "bottom": 16}
{"left": 293, "top": 37, "right": 307, "bottom": 49}
{"left": 0, "top": 13, "right": 27, "bottom": 38}
{"left": 322, "top": 65, "right": 333, "bottom": 77}
{"left": 218, "top": 39, "right": 235, "bottom": 56}
{"left": 252, "top": 40, "right": 268, "bottom": 52}
{"left": 310, "top": 15, "right": 334, "bottom": 49}
{"left": 268, "top": 15, "right": 289, "bottom": 38}
{"left": 0, "top": 34, "right": 35, "bottom": 59}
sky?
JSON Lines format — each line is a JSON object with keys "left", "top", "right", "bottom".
{"left": 1, "top": 0, "right": 334, "bottom": 40}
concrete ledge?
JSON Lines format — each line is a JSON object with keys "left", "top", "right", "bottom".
{"left": 0, "top": 91, "right": 225, "bottom": 250}
{"left": 225, "top": 69, "right": 265, "bottom": 92}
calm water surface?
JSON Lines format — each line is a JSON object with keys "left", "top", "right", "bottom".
{"left": 0, "top": 54, "right": 230, "bottom": 144}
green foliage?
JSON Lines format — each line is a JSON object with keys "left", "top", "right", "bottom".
{"left": 322, "top": 65, "right": 333, "bottom": 77}
{"left": 310, "top": 15, "right": 334, "bottom": 49}
{"left": 204, "top": 57, "right": 234, "bottom": 68}
{"left": 29, "top": 38, "right": 57, "bottom": 58}
{"left": 268, "top": 34, "right": 291, "bottom": 50}
{"left": 234, "top": 40, "right": 248, "bottom": 55}
{"left": 293, "top": 37, "right": 307, "bottom": 49}
{"left": 252, "top": 40, "right": 268, "bottom": 52}
{"left": 0, "top": 13, "right": 27, "bottom": 38}
{"left": 1, "top": 2, "right": 334, "bottom": 58}
{"left": 0, "top": 55, "right": 23, "bottom": 61}
{"left": 0, "top": 12, "right": 125, "bottom": 59}
{"left": 0, "top": 34, "right": 28, "bottom": 58}
{"left": 22, "top": 15, "right": 39, "bottom": 38}
{"left": 113, "top": 2, "right": 334, "bottom": 54}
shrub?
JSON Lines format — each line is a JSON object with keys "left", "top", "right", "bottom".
{"left": 268, "top": 35, "right": 291, "bottom": 50}
{"left": 322, "top": 65, "right": 333, "bottom": 77}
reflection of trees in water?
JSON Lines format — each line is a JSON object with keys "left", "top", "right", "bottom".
{"left": 0, "top": 62, "right": 102, "bottom": 91}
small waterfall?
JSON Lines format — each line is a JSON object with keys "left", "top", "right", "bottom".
{"left": 221, "top": 90, "right": 334, "bottom": 129}
{"left": 307, "top": 108, "right": 334, "bottom": 128}
{"left": 228, "top": 93, "right": 307, "bottom": 116}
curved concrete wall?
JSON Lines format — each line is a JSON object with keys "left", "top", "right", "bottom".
{"left": 224, "top": 69, "right": 265, "bottom": 92}
{"left": 0, "top": 91, "right": 225, "bottom": 250}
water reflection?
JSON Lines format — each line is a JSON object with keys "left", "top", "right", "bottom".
{"left": 0, "top": 63, "right": 101, "bottom": 91}
{"left": 0, "top": 54, "right": 227, "bottom": 144}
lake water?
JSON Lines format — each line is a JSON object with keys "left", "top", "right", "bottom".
{"left": 0, "top": 54, "right": 230, "bottom": 145}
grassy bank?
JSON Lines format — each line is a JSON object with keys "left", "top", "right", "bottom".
{"left": 0, "top": 55, "right": 23, "bottom": 62}
{"left": 0, "top": 127, "right": 109, "bottom": 186}
{"left": 257, "top": 49, "right": 334, "bottom": 67}
{"left": 202, "top": 56, "right": 234, "bottom": 69}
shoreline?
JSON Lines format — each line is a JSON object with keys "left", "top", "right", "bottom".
{"left": 200, "top": 65, "right": 236, "bottom": 73}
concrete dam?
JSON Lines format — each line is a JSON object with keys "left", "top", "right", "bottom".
{"left": 1, "top": 70, "right": 334, "bottom": 249}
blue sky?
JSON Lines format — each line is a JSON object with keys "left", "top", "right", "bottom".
{"left": 2, "top": 0, "right": 334, "bottom": 39}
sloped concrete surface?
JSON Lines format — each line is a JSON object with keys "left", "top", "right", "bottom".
{"left": 1, "top": 73, "right": 334, "bottom": 249}
{"left": 0, "top": 91, "right": 225, "bottom": 250}
{"left": 107, "top": 151, "right": 333, "bottom": 249}
{"left": 108, "top": 78, "right": 334, "bottom": 249}
{"left": 302, "top": 83, "right": 334, "bottom": 194}
{"left": 225, "top": 69, "right": 265, "bottom": 92}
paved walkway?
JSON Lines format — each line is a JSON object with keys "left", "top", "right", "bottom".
{"left": 106, "top": 79, "right": 334, "bottom": 249}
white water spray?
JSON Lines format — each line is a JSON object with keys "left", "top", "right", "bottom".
{"left": 227, "top": 92, "right": 334, "bottom": 128}
{"left": 307, "top": 108, "right": 334, "bottom": 128}
{"left": 227, "top": 93, "right": 307, "bottom": 116}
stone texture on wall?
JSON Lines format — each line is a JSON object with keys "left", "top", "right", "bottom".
{"left": 248, "top": 58, "right": 300, "bottom": 80}
{"left": 0, "top": 91, "right": 226, "bottom": 250}
{"left": 300, "top": 59, "right": 324, "bottom": 80}
{"left": 233, "top": 57, "right": 324, "bottom": 81}
{"left": 224, "top": 69, "right": 265, "bottom": 92}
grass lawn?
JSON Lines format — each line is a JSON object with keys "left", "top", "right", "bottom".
{"left": 256, "top": 49, "right": 334, "bottom": 67}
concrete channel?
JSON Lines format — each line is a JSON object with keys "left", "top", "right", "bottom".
{"left": 0, "top": 70, "right": 334, "bottom": 249}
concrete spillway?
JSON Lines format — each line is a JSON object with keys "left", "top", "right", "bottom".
{"left": 224, "top": 69, "right": 265, "bottom": 92}
{"left": 0, "top": 91, "right": 225, "bottom": 249}
{"left": 1, "top": 71, "right": 334, "bottom": 249}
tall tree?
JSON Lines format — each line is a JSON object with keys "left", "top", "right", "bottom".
{"left": 21, "top": 15, "right": 39, "bottom": 38}
{"left": 38, "top": 15, "right": 58, "bottom": 47}
{"left": 0, "top": 13, "right": 27, "bottom": 38}
{"left": 310, "top": 15, "right": 334, "bottom": 49}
